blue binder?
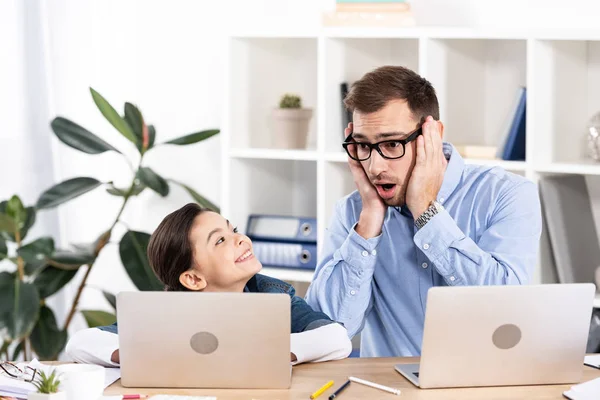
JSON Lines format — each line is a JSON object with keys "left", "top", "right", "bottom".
{"left": 246, "top": 214, "right": 318, "bottom": 270}
{"left": 251, "top": 241, "right": 317, "bottom": 270}
{"left": 246, "top": 215, "right": 317, "bottom": 243}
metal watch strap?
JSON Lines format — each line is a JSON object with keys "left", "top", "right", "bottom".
{"left": 415, "top": 200, "right": 443, "bottom": 230}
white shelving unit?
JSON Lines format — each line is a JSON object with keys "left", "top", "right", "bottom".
{"left": 221, "top": 27, "right": 600, "bottom": 286}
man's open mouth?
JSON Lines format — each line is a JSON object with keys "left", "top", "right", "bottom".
{"left": 375, "top": 183, "right": 397, "bottom": 199}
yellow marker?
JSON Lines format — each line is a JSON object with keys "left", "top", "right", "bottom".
{"left": 310, "top": 380, "right": 334, "bottom": 399}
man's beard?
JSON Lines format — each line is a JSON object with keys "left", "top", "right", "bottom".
{"left": 382, "top": 181, "right": 408, "bottom": 207}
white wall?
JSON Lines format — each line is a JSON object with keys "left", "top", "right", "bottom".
{"left": 0, "top": 0, "right": 60, "bottom": 266}
{"left": 5, "top": 0, "right": 600, "bottom": 343}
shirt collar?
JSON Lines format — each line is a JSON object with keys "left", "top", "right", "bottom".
{"left": 395, "top": 142, "right": 464, "bottom": 216}
{"left": 438, "top": 142, "right": 464, "bottom": 203}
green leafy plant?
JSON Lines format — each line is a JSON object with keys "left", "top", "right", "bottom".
{"left": 32, "top": 369, "right": 61, "bottom": 394}
{"left": 279, "top": 94, "right": 302, "bottom": 109}
{"left": 0, "top": 88, "right": 219, "bottom": 361}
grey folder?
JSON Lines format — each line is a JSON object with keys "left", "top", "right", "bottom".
{"left": 539, "top": 175, "right": 600, "bottom": 284}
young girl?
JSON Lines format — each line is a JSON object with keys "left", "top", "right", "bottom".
{"left": 66, "top": 203, "right": 352, "bottom": 366}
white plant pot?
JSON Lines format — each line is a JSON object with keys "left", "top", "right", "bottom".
{"left": 28, "top": 392, "right": 67, "bottom": 400}
{"left": 271, "top": 108, "right": 313, "bottom": 149}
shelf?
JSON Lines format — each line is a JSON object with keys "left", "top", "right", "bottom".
{"left": 464, "top": 158, "right": 528, "bottom": 171}
{"left": 322, "top": 27, "right": 535, "bottom": 40}
{"left": 226, "top": 158, "right": 317, "bottom": 234}
{"left": 324, "top": 37, "right": 419, "bottom": 152}
{"left": 224, "top": 32, "right": 600, "bottom": 288}
{"left": 231, "top": 27, "right": 600, "bottom": 42}
{"left": 427, "top": 38, "right": 527, "bottom": 148}
{"left": 324, "top": 152, "right": 347, "bottom": 162}
{"left": 230, "top": 148, "right": 319, "bottom": 161}
{"left": 261, "top": 267, "right": 315, "bottom": 283}
{"left": 229, "top": 37, "right": 317, "bottom": 148}
{"left": 532, "top": 40, "right": 600, "bottom": 164}
{"left": 535, "top": 161, "right": 600, "bottom": 176}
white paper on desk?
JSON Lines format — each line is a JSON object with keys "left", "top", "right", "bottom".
{"left": 584, "top": 355, "right": 600, "bottom": 369}
{"left": 563, "top": 377, "right": 600, "bottom": 400}
{"left": 104, "top": 367, "right": 121, "bottom": 387}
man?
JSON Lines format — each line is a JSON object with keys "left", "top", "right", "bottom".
{"left": 305, "top": 66, "right": 542, "bottom": 357}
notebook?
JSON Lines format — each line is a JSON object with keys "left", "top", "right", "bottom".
{"left": 584, "top": 355, "right": 600, "bottom": 369}
{"left": 563, "top": 377, "right": 600, "bottom": 400}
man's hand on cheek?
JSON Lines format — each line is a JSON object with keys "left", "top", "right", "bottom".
{"left": 345, "top": 122, "right": 386, "bottom": 239}
{"left": 406, "top": 116, "right": 447, "bottom": 220}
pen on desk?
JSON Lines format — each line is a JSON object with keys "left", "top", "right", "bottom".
{"left": 348, "top": 376, "right": 401, "bottom": 396}
{"left": 328, "top": 379, "right": 351, "bottom": 399}
{"left": 310, "top": 380, "right": 334, "bottom": 399}
{"left": 122, "top": 395, "right": 148, "bottom": 399}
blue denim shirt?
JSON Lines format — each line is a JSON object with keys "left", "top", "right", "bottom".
{"left": 98, "top": 274, "right": 333, "bottom": 334}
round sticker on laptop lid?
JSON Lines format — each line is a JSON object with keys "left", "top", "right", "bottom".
{"left": 190, "top": 332, "right": 219, "bottom": 354}
{"left": 492, "top": 324, "right": 522, "bottom": 350}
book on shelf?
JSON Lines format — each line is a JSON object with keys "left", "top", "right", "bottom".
{"left": 496, "top": 87, "right": 526, "bottom": 161}
{"left": 323, "top": 10, "right": 415, "bottom": 27}
{"left": 326, "top": 0, "right": 414, "bottom": 27}
{"left": 336, "top": 0, "right": 408, "bottom": 3}
{"left": 341, "top": 82, "right": 353, "bottom": 136}
{"left": 336, "top": 3, "right": 410, "bottom": 13}
{"left": 453, "top": 145, "right": 498, "bottom": 160}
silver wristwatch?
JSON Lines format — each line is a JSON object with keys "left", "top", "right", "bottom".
{"left": 415, "top": 200, "right": 444, "bottom": 230}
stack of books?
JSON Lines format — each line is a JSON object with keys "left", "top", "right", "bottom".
{"left": 323, "top": 0, "right": 415, "bottom": 27}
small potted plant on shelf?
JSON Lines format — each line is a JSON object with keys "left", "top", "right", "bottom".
{"left": 271, "top": 93, "right": 313, "bottom": 149}
{"left": 28, "top": 370, "right": 65, "bottom": 400}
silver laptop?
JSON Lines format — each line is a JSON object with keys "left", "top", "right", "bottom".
{"left": 396, "top": 284, "right": 595, "bottom": 389}
{"left": 117, "top": 292, "right": 291, "bottom": 389}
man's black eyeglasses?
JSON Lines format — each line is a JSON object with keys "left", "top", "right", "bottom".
{"left": 342, "top": 127, "right": 422, "bottom": 162}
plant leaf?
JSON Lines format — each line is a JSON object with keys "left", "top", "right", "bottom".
{"left": 106, "top": 181, "right": 146, "bottom": 197}
{"left": 12, "top": 341, "right": 24, "bottom": 362}
{"left": 30, "top": 306, "right": 67, "bottom": 360}
{"left": 123, "top": 102, "right": 146, "bottom": 153}
{"left": 0, "top": 203, "right": 36, "bottom": 242}
{"left": 103, "top": 291, "right": 117, "bottom": 310}
{"left": 49, "top": 249, "right": 94, "bottom": 270}
{"left": 119, "top": 231, "right": 163, "bottom": 291}
{"left": 6, "top": 195, "right": 26, "bottom": 229}
{"left": 0, "top": 212, "right": 16, "bottom": 233}
{"left": 34, "top": 266, "right": 78, "bottom": 298}
{"left": 51, "top": 117, "right": 121, "bottom": 154}
{"left": 0, "top": 238, "right": 6, "bottom": 261}
{"left": 164, "top": 129, "right": 219, "bottom": 145}
{"left": 148, "top": 125, "right": 156, "bottom": 149}
{"left": 0, "top": 272, "right": 40, "bottom": 341}
{"left": 18, "top": 207, "right": 36, "bottom": 242}
{"left": 89, "top": 88, "right": 136, "bottom": 143}
{"left": 36, "top": 177, "right": 102, "bottom": 210}
{"left": 81, "top": 310, "right": 116, "bottom": 328}
{"left": 0, "top": 340, "right": 9, "bottom": 356}
{"left": 18, "top": 237, "right": 55, "bottom": 275}
{"left": 169, "top": 179, "right": 220, "bottom": 212}
{"left": 137, "top": 167, "right": 169, "bottom": 197}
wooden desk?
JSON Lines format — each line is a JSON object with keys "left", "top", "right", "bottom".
{"left": 105, "top": 357, "right": 600, "bottom": 399}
